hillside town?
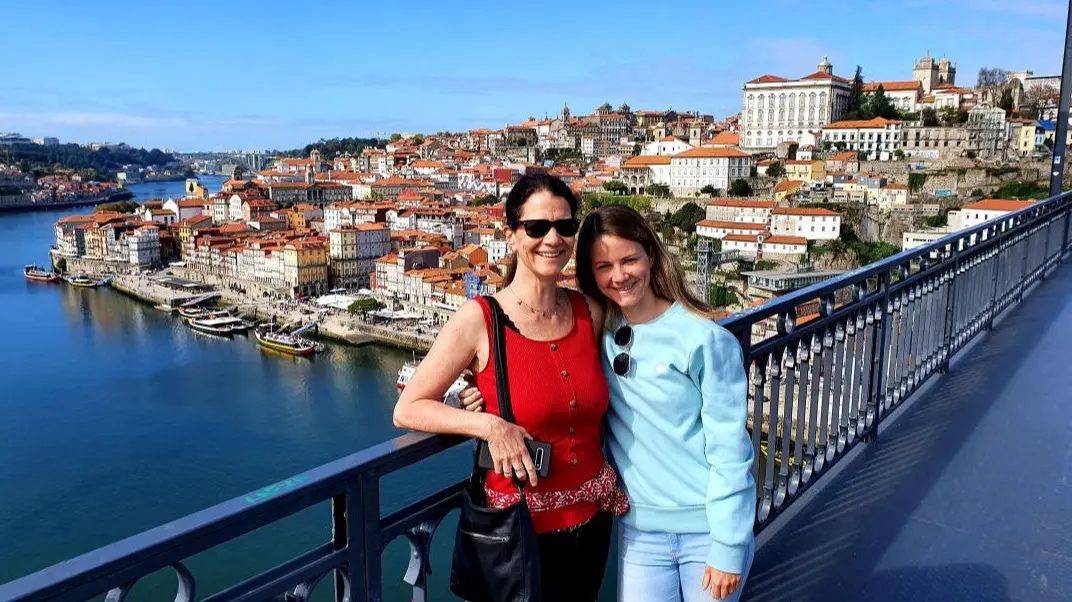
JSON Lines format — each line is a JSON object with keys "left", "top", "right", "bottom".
{"left": 39, "top": 52, "right": 1069, "bottom": 332}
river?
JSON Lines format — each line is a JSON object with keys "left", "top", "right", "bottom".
{"left": 0, "top": 176, "right": 477, "bottom": 600}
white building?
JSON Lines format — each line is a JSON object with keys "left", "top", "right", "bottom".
{"left": 901, "top": 199, "right": 1036, "bottom": 251}
{"left": 163, "top": 198, "right": 209, "bottom": 222}
{"left": 142, "top": 208, "right": 177, "bottom": 226}
{"left": 705, "top": 199, "right": 777, "bottom": 224}
{"left": 669, "top": 148, "right": 753, "bottom": 196}
{"left": 863, "top": 81, "right": 923, "bottom": 113}
{"left": 641, "top": 136, "right": 693, "bottom": 156}
{"left": 128, "top": 225, "right": 161, "bottom": 267}
{"left": 695, "top": 220, "right": 768, "bottom": 240}
{"left": 329, "top": 223, "right": 391, "bottom": 289}
{"left": 820, "top": 118, "right": 902, "bottom": 160}
{"left": 769, "top": 207, "right": 841, "bottom": 241}
{"left": 487, "top": 240, "right": 508, "bottom": 264}
{"left": 722, "top": 233, "right": 808, "bottom": 258}
{"left": 740, "top": 56, "right": 853, "bottom": 152}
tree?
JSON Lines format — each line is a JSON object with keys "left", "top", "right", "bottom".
{"left": 866, "top": 85, "right": 900, "bottom": 120}
{"left": 1021, "top": 84, "right": 1060, "bottom": 119}
{"left": 939, "top": 107, "right": 959, "bottom": 126}
{"left": 765, "top": 162, "right": 784, "bottom": 178}
{"left": 922, "top": 107, "right": 940, "bottom": 127}
{"left": 894, "top": 149, "right": 905, "bottom": 160}
{"left": 998, "top": 87, "right": 1016, "bottom": 113}
{"left": 844, "top": 66, "right": 866, "bottom": 120}
{"left": 857, "top": 151, "right": 870, "bottom": 162}
{"left": 670, "top": 202, "right": 706, "bottom": 233}
{"left": 632, "top": 143, "right": 641, "bottom": 156}
{"left": 820, "top": 141, "right": 834, "bottom": 152}
{"left": 412, "top": 134, "right": 425, "bottom": 145}
{"left": 388, "top": 133, "right": 402, "bottom": 143}
{"left": 699, "top": 184, "right": 717, "bottom": 195}
{"left": 348, "top": 298, "right": 385, "bottom": 315}
{"left": 602, "top": 180, "right": 628, "bottom": 195}
{"left": 729, "top": 179, "right": 752, "bottom": 197}
{"left": 646, "top": 183, "right": 670, "bottom": 198}
{"left": 977, "top": 67, "right": 1009, "bottom": 102}
{"left": 468, "top": 195, "right": 498, "bottom": 206}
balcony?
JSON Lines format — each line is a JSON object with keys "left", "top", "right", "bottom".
{"left": 2, "top": 193, "right": 1071, "bottom": 601}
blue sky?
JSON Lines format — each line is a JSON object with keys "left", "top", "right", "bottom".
{"left": 1, "top": 0, "right": 1068, "bottom": 152}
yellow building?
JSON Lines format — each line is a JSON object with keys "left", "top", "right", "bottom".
{"left": 784, "top": 160, "right": 826, "bottom": 183}
{"left": 773, "top": 179, "right": 804, "bottom": 203}
{"left": 283, "top": 239, "right": 328, "bottom": 298}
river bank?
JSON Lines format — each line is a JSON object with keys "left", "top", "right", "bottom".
{"left": 105, "top": 270, "right": 434, "bottom": 352}
{"left": 0, "top": 190, "right": 134, "bottom": 214}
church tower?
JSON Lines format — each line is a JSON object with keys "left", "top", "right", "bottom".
{"left": 817, "top": 55, "right": 833, "bottom": 75}
{"left": 937, "top": 55, "right": 956, "bottom": 87}
{"left": 561, "top": 103, "right": 571, "bottom": 122}
{"left": 913, "top": 52, "right": 939, "bottom": 94}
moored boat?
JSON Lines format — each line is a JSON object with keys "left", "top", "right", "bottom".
{"left": 63, "top": 274, "right": 105, "bottom": 288}
{"left": 186, "top": 316, "right": 236, "bottom": 336}
{"left": 397, "top": 360, "right": 469, "bottom": 394}
{"left": 255, "top": 329, "right": 316, "bottom": 356}
{"left": 24, "top": 265, "right": 60, "bottom": 283}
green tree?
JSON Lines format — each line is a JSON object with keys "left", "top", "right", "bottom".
{"left": 766, "top": 162, "right": 784, "bottom": 178}
{"left": 922, "top": 108, "right": 940, "bottom": 127}
{"left": 754, "top": 260, "right": 778, "bottom": 271}
{"left": 348, "top": 298, "right": 385, "bottom": 315}
{"left": 602, "top": 180, "right": 628, "bottom": 195}
{"left": 632, "top": 143, "right": 641, "bottom": 156}
{"left": 388, "top": 133, "right": 402, "bottom": 143}
{"left": 468, "top": 195, "right": 498, "bottom": 206}
{"left": 844, "top": 66, "right": 866, "bottom": 120}
{"left": 894, "top": 149, "right": 905, "bottom": 160}
{"left": 939, "top": 107, "right": 959, "bottom": 126}
{"left": 699, "top": 184, "right": 717, "bottom": 195}
{"left": 867, "top": 85, "right": 900, "bottom": 119}
{"left": 670, "top": 202, "right": 706, "bottom": 233}
{"left": 646, "top": 183, "right": 670, "bottom": 198}
{"left": 729, "top": 179, "right": 752, "bottom": 197}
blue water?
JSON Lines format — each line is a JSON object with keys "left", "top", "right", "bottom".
{"left": 0, "top": 176, "right": 474, "bottom": 600}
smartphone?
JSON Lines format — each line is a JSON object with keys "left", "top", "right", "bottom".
{"left": 476, "top": 439, "right": 552, "bottom": 478}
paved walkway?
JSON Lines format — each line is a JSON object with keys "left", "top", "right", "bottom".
{"left": 745, "top": 265, "right": 1072, "bottom": 601}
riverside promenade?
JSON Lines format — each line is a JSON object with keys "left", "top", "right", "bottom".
{"left": 109, "top": 273, "right": 434, "bottom": 352}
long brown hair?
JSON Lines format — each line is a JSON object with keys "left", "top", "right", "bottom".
{"left": 576, "top": 205, "right": 713, "bottom": 329}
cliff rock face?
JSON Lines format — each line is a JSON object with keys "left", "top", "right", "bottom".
{"left": 813, "top": 252, "right": 859, "bottom": 271}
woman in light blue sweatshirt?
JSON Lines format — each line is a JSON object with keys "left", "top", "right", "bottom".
{"left": 576, "top": 205, "right": 756, "bottom": 602}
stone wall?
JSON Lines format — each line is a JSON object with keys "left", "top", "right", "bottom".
{"left": 51, "top": 252, "right": 140, "bottom": 276}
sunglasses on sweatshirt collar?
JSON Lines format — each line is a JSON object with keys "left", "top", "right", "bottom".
{"left": 613, "top": 325, "right": 632, "bottom": 376}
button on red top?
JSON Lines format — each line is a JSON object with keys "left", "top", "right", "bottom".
{"left": 475, "top": 291, "right": 610, "bottom": 534}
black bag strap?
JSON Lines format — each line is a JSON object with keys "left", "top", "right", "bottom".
{"left": 483, "top": 296, "right": 515, "bottom": 424}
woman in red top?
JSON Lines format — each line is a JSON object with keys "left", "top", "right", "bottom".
{"left": 394, "top": 173, "right": 627, "bottom": 600}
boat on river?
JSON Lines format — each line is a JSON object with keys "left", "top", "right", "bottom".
{"left": 255, "top": 329, "right": 318, "bottom": 356}
{"left": 397, "top": 360, "right": 469, "bottom": 395}
{"left": 186, "top": 314, "right": 252, "bottom": 336}
{"left": 24, "top": 265, "right": 60, "bottom": 283}
{"left": 63, "top": 274, "right": 107, "bottom": 288}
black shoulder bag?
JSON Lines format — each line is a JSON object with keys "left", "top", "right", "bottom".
{"left": 449, "top": 296, "right": 542, "bottom": 602}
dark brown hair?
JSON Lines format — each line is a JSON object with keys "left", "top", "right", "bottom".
{"left": 502, "top": 173, "right": 579, "bottom": 285}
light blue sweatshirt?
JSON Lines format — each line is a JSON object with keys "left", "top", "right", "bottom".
{"left": 603, "top": 302, "right": 756, "bottom": 574}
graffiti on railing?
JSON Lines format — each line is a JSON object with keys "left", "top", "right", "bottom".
{"left": 243, "top": 476, "right": 307, "bottom": 504}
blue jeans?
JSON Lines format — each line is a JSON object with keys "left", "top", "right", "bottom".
{"left": 618, "top": 523, "right": 755, "bottom": 602}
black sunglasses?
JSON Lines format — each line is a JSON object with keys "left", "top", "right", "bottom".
{"left": 613, "top": 325, "right": 632, "bottom": 376}
{"left": 508, "top": 218, "right": 580, "bottom": 238}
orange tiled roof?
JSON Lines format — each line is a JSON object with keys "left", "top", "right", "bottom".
{"left": 708, "top": 132, "right": 740, "bottom": 146}
{"left": 623, "top": 155, "right": 673, "bottom": 167}
{"left": 824, "top": 118, "right": 900, "bottom": 129}
{"left": 963, "top": 199, "right": 1037, "bottom": 212}
{"left": 764, "top": 235, "right": 808, "bottom": 245}
{"left": 674, "top": 147, "right": 751, "bottom": 159}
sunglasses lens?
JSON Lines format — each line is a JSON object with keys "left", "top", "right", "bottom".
{"left": 613, "top": 353, "right": 630, "bottom": 376}
{"left": 614, "top": 325, "right": 632, "bottom": 347}
{"left": 555, "top": 219, "right": 580, "bottom": 237}
{"left": 525, "top": 221, "right": 552, "bottom": 238}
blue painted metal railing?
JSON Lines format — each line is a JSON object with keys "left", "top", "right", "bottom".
{"left": 2, "top": 192, "right": 1071, "bottom": 602}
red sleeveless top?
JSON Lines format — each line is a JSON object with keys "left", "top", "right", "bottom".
{"left": 475, "top": 291, "right": 626, "bottom": 533}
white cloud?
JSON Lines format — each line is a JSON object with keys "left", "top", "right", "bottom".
{"left": 0, "top": 111, "right": 188, "bottom": 128}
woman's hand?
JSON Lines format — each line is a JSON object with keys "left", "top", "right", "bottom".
{"left": 459, "top": 386, "right": 485, "bottom": 412}
{"left": 483, "top": 415, "right": 538, "bottom": 487}
{"left": 701, "top": 566, "right": 741, "bottom": 600}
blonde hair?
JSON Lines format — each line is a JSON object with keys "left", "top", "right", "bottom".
{"left": 576, "top": 205, "right": 715, "bottom": 330}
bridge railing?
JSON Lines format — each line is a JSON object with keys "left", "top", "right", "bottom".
{"left": 2, "top": 193, "right": 1070, "bottom": 602}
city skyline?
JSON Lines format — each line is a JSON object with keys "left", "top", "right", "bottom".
{"left": 2, "top": 0, "right": 1069, "bottom": 151}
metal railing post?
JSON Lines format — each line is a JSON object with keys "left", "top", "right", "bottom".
{"left": 361, "top": 471, "right": 382, "bottom": 602}
{"left": 941, "top": 245, "right": 959, "bottom": 371}
{"left": 865, "top": 269, "right": 891, "bottom": 442}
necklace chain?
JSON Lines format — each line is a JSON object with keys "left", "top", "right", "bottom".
{"left": 509, "top": 287, "right": 561, "bottom": 319}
